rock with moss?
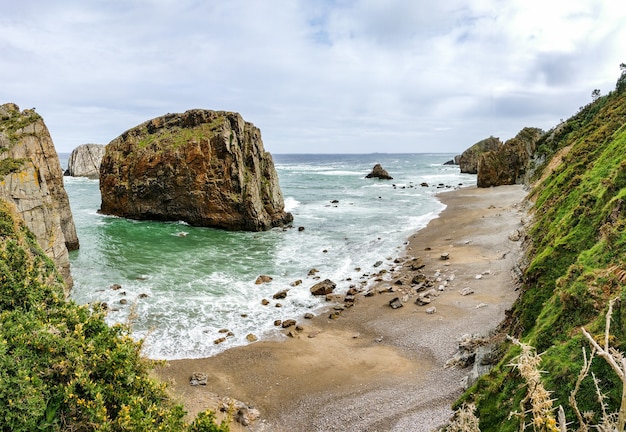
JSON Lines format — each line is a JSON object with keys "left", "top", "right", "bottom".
{"left": 65, "top": 143, "right": 106, "bottom": 178}
{"left": 458, "top": 136, "right": 501, "bottom": 174}
{"left": 100, "top": 109, "right": 293, "bottom": 231}
{"left": 476, "top": 127, "right": 544, "bottom": 188}
{"left": 0, "top": 103, "right": 78, "bottom": 290}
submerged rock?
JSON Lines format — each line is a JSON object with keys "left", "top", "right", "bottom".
{"left": 99, "top": 109, "right": 293, "bottom": 231}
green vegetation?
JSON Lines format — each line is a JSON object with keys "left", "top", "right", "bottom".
{"left": 0, "top": 158, "right": 28, "bottom": 178}
{"left": 456, "top": 68, "right": 626, "bottom": 431}
{"left": 136, "top": 116, "right": 226, "bottom": 151}
{"left": 0, "top": 199, "right": 229, "bottom": 431}
{"left": 0, "top": 107, "right": 41, "bottom": 145}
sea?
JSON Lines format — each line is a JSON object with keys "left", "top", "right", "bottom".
{"left": 59, "top": 153, "right": 476, "bottom": 360}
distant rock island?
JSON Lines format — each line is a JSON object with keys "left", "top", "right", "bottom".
{"left": 365, "top": 163, "right": 393, "bottom": 179}
{"left": 65, "top": 143, "right": 105, "bottom": 178}
{"left": 0, "top": 103, "right": 78, "bottom": 289}
{"left": 99, "top": 109, "right": 293, "bottom": 231}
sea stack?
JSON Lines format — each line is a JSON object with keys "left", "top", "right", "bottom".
{"left": 365, "top": 164, "right": 393, "bottom": 180}
{"left": 99, "top": 109, "right": 293, "bottom": 231}
{"left": 0, "top": 103, "right": 79, "bottom": 290}
{"left": 65, "top": 143, "right": 106, "bottom": 179}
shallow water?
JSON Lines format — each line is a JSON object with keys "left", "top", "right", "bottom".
{"left": 62, "top": 153, "right": 475, "bottom": 359}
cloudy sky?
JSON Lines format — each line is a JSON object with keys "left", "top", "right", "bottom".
{"left": 1, "top": 1, "right": 625, "bottom": 154}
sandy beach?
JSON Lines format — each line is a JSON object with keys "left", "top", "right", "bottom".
{"left": 155, "top": 184, "right": 529, "bottom": 431}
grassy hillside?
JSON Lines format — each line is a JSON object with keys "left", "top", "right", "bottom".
{"left": 458, "top": 74, "right": 626, "bottom": 430}
{"left": 0, "top": 199, "right": 227, "bottom": 431}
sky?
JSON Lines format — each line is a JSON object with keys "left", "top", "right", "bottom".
{"left": 1, "top": 1, "right": 625, "bottom": 154}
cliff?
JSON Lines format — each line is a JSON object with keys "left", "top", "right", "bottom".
{"left": 0, "top": 103, "right": 78, "bottom": 289}
{"left": 476, "top": 127, "right": 544, "bottom": 187}
{"left": 99, "top": 109, "right": 293, "bottom": 231}
{"left": 459, "top": 71, "right": 626, "bottom": 430}
{"left": 65, "top": 143, "right": 106, "bottom": 178}
{"left": 458, "top": 136, "right": 501, "bottom": 174}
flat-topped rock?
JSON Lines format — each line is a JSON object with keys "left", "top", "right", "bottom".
{"left": 99, "top": 109, "right": 293, "bottom": 231}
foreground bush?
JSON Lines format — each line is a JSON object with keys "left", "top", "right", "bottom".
{"left": 0, "top": 199, "right": 228, "bottom": 431}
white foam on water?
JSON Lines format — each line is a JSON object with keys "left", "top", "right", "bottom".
{"left": 284, "top": 196, "right": 300, "bottom": 212}
{"left": 67, "top": 153, "right": 474, "bottom": 360}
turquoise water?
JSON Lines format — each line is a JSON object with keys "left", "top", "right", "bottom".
{"left": 61, "top": 153, "right": 475, "bottom": 359}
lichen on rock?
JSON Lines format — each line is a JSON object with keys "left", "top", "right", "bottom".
{"left": 0, "top": 103, "right": 79, "bottom": 290}
{"left": 99, "top": 109, "right": 293, "bottom": 231}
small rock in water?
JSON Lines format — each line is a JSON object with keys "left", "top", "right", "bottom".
{"left": 282, "top": 319, "right": 297, "bottom": 328}
{"left": 246, "top": 334, "right": 258, "bottom": 342}
{"left": 475, "top": 274, "right": 483, "bottom": 279}
{"left": 110, "top": 283, "right": 122, "bottom": 290}
{"left": 440, "top": 253, "right": 450, "bottom": 260}
{"left": 304, "top": 312, "right": 314, "bottom": 319}
{"left": 425, "top": 307, "right": 436, "bottom": 314}
{"left": 273, "top": 289, "right": 289, "bottom": 299}
{"left": 261, "top": 298, "right": 270, "bottom": 306}
{"left": 255, "top": 275, "right": 273, "bottom": 284}
{"left": 476, "top": 303, "right": 488, "bottom": 309}
{"left": 213, "top": 337, "right": 226, "bottom": 345}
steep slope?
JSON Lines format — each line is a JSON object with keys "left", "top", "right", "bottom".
{"left": 456, "top": 76, "right": 626, "bottom": 431}
{"left": 0, "top": 103, "right": 78, "bottom": 289}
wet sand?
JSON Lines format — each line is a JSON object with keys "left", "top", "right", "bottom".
{"left": 155, "top": 185, "right": 528, "bottom": 431}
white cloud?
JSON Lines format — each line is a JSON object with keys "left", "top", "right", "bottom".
{"left": 1, "top": 0, "right": 625, "bottom": 153}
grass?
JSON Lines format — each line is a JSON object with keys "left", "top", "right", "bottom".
{"left": 454, "top": 71, "right": 626, "bottom": 431}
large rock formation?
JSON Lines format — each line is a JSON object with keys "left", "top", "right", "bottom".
{"left": 0, "top": 103, "right": 79, "bottom": 289}
{"left": 458, "top": 136, "right": 501, "bottom": 174}
{"left": 99, "top": 109, "right": 293, "bottom": 231}
{"left": 477, "top": 127, "right": 544, "bottom": 188}
{"left": 65, "top": 143, "right": 106, "bottom": 178}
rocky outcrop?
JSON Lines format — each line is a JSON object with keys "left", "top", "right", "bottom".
{"left": 0, "top": 103, "right": 79, "bottom": 289}
{"left": 99, "top": 109, "right": 293, "bottom": 231}
{"left": 477, "top": 127, "right": 543, "bottom": 188}
{"left": 65, "top": 143, "right": 105, "bottom": 178}
{"left": 365, "top": 164, "right": 393, "bottom": 179}
{"left": 458, "top": 136, "right": 501, "bottom": 174}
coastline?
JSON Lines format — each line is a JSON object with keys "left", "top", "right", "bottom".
{"left": 154, "top": 184, "right": 529, "bottom": 431}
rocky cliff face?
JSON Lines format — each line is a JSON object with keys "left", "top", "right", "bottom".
{"left": 476, "top": 127, "right": 544, "bottom": 188}
{"left": 99, "top": 109, "right": 293, "bottom": 231}
{"left": 65, "top": 143, "right": 106, "bottom": 178}
{"left": 0, "top": 103, "right": 79, "bottom": 289}
{"left": 458, "top": 136, "right": 501, "bottom": 174}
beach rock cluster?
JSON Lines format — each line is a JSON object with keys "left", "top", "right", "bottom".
{"left": 99, "top": 109, "right": 293, "bottom": 231}
{"left": 64, "top": 143, "right": 106, "bottom": 178}
{"left": 0, "top": 103, "right": 78, "bottom": 290}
